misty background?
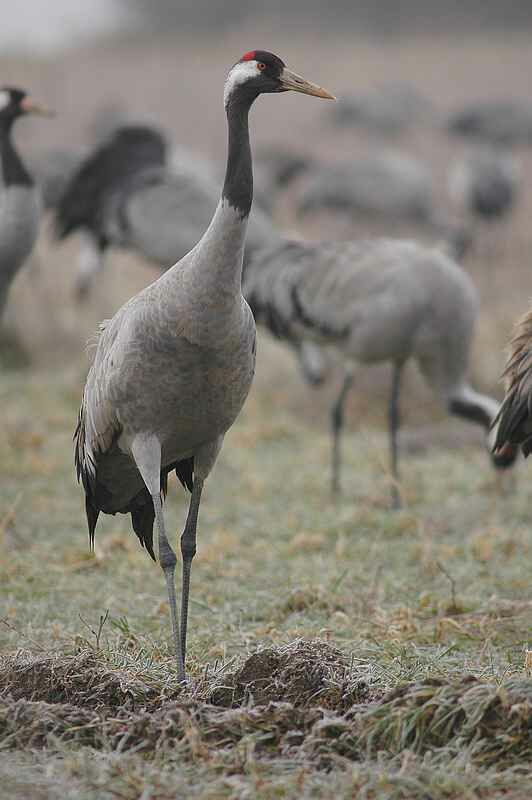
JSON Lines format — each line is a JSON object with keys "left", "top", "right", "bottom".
{"left": 2, "top": 1, "right": 532, "bottom": 53}
{"left": 1, "top": 0, "right": 532, "bottom": 427}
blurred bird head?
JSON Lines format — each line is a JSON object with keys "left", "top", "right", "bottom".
{"left": 0, "top": 87, "right": 54, "bottom": 124}
{"left": 224, "top": 50, "right": 335, "bottom": 108}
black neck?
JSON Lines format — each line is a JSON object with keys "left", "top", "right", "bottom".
{"left": 0, "top": 118, "right": 33, "bottom": 188}
{"left": 222, "top": 93, "right": 255, "bottom": 218}
{"left": 449, "top": 398, "right": 491, "bottom": 430}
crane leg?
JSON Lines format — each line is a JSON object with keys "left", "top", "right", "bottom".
{"left": 74, "top": 232, "right": 106, "bottom": 303}
{"left": 153, "top": 492, "right": 183, "bottom": 679}
{"left": 330, "top": 368, "right": 354, "bottom": 496}
{"left": 179, "top": 478, "right": 204, "bottom": 664}
{"left": 389, "top": 363, "right": 403, "bottom": 510}
{"left": 131, "top": 435, "right": 184, "bottom": 680}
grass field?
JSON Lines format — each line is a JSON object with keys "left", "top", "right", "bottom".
{"left": 2, "top": 356, "right": 532, "bottom": 798}
{"left": 2, "top": 27, "right": 532, "bottom": 800}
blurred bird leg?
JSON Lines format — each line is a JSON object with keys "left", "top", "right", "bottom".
{"left": 389, "top": 363, "right": 404, "bottom": 510}
{"left": 330, "top": 366, "right": 354, "bottom": 496}
{"left": 298, "top": 341, "right": 329, "bottom": 386}
{"left": 74, "top": 231, "right": 106, "bottom": 302}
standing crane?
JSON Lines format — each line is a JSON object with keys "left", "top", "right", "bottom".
{"left": 244, "top": 238, "right": 516, "bottom": 507}
{"left": 74, "top": 51, "right": 334, "bottom": 681}
{"left": 0, "top": 87, "right": 52, "bottom": 319}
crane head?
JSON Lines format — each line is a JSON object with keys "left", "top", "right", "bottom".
{"left": 0, "top": 87, "right": 54, "bottom": 121}
{"left": 224, "top": 50, "right": 335, "bottom": 108}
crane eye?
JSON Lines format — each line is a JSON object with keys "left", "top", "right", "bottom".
{"left": 257, "top": 62, "right": 266, "bottom": 71}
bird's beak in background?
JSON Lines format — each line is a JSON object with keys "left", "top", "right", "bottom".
{"left": 279, "top": 68, "right": 336, "bottom": 100}
{"left": 19, "top": 97, "right": 55, "bottom": 116}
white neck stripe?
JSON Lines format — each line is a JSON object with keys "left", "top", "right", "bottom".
{"left": 224, "top": 61, "right": 260, "bottom": 108}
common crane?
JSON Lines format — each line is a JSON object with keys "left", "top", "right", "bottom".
{"left": 244, "top": 238, "right": 516, "bottom": 507}
{"left": 74, "top": 51, "right": 334, "bottom": 681}
{"left": 0, "top": 87, "right": 52, "bottom": 319}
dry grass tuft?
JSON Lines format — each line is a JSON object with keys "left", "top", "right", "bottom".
{"left": 356, "top": 675, "right": 532, "bottom": 768}
{"left": 0, "top": 650, "right": 161, "bottom": 710}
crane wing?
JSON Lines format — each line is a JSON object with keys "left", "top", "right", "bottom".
{"left": 74, "top": 317, "right": 124, "bottom": 495}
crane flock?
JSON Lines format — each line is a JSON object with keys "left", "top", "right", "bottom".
{"left": 1, "top": 45, "right": 530, "bottom": 681}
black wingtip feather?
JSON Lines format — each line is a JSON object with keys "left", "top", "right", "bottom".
{"left": 85, "top": 496, "right": 100, "bottom": 551}
{"left": 131, "top": 503, "right": 156, "bottom": 561}
{"left": 174, "top": 457, "right": 194, "bottom": 493}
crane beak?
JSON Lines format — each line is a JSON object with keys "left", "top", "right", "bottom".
{"left": 279, "top": 68, "right": 336, "bottom": 100}
{"left": 19, "top": 97, "right": 55, "bottom": 117}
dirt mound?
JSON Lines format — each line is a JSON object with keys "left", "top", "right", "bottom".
{"left": 2, "top": 644, "right": 531, "bottom": 771}
{"left": 209, "top": 639, "right": 371, "bottom": 709}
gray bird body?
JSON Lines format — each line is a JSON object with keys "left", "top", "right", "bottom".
{"left": 0, "top": 184, "right": 40, "bottom": 315}
{"left": 447, "top": 100, "right": 532, "bottom": 146}
{"left": 330, "top": 84, "right": 433, "bottom": 137}
{"left": 246, "top": 239, "right": 476, "bottom": 386}
{"left": 0, "top": 86, "right": 48, "bottom": 318}
{"left": 296, "top": 153, "right": 434, "bottom": 222}
{"left": 245, "top": 237, "right": 514, "bottom": 502}
{"left": 109, "top": 165, "right": 275, "bottom": 269}
{"left": 448, "top": 148, "right": 520, "bottom": 222}
{"left": 59, "top": 140, "right": 278, "bottom": 298}
{"left": 74, "top": 51, "right": 334, "bottom": 679}
{"left": 77, "top": 200, "right": 255, "bottom": 514}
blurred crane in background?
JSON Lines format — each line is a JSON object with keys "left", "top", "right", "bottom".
{"left": 244, "top": 238, "right": 516, "bottom": 507}
{"left": 56, "top": 124, "right": 278, "bottom": 300}
{"left": 295, "top": 152, "right": 470, "bottom": 260}
{"left": 0, "top": 87, "right": 52, "bottom": 320}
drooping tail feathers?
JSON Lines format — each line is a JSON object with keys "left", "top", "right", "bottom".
{"left": 55, "top": 125, "right": 167, "bottom": 241}
{"left": 492, "top": 308, "right": 532, "bottom": 457}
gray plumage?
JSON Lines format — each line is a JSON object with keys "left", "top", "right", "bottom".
{"left": 253, "top": 145, "right": 313, "bottom": 213}
{"left": 244, "top": 238, "right": 515, "bottom": 505}
{"left": 104, "top": 161, "right": 276, "bottom": 266}
{"left": 448, "top": 148, "right": 521, "bottom": 223}
{"left": 74, "top": 50, "right": 334, "bottom": 680}
{"left": 56, "top": 128, "right": 277, "bottom": 299}
{"left": 330, "top": 84, "right": 433, "bottom": 137}
{"left": 296, "top": 152, "right": 434, "bottom": 222}
{"left": 447, "top": 100, "right": 532, "bottom": 146}
{"left": 0, "top": 186, "right": 40, "bottom": 317}
{"left": 30, "top": 147, "right": 85, "bottom": 211}
{"left": 29, "top": 104, "right": 127, "bottom": 212}
{"left": 0, "top": 88, "right": 50, "bottom": 319}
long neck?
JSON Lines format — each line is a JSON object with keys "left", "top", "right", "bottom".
{"left": 0, "top": 118, "right": 33, "bottom": 188}
{"left": 222, "top": 95, "right": 253, "bottom": 218}
{"left": 179, "top": 93, "right": 255, "bottom": 300}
